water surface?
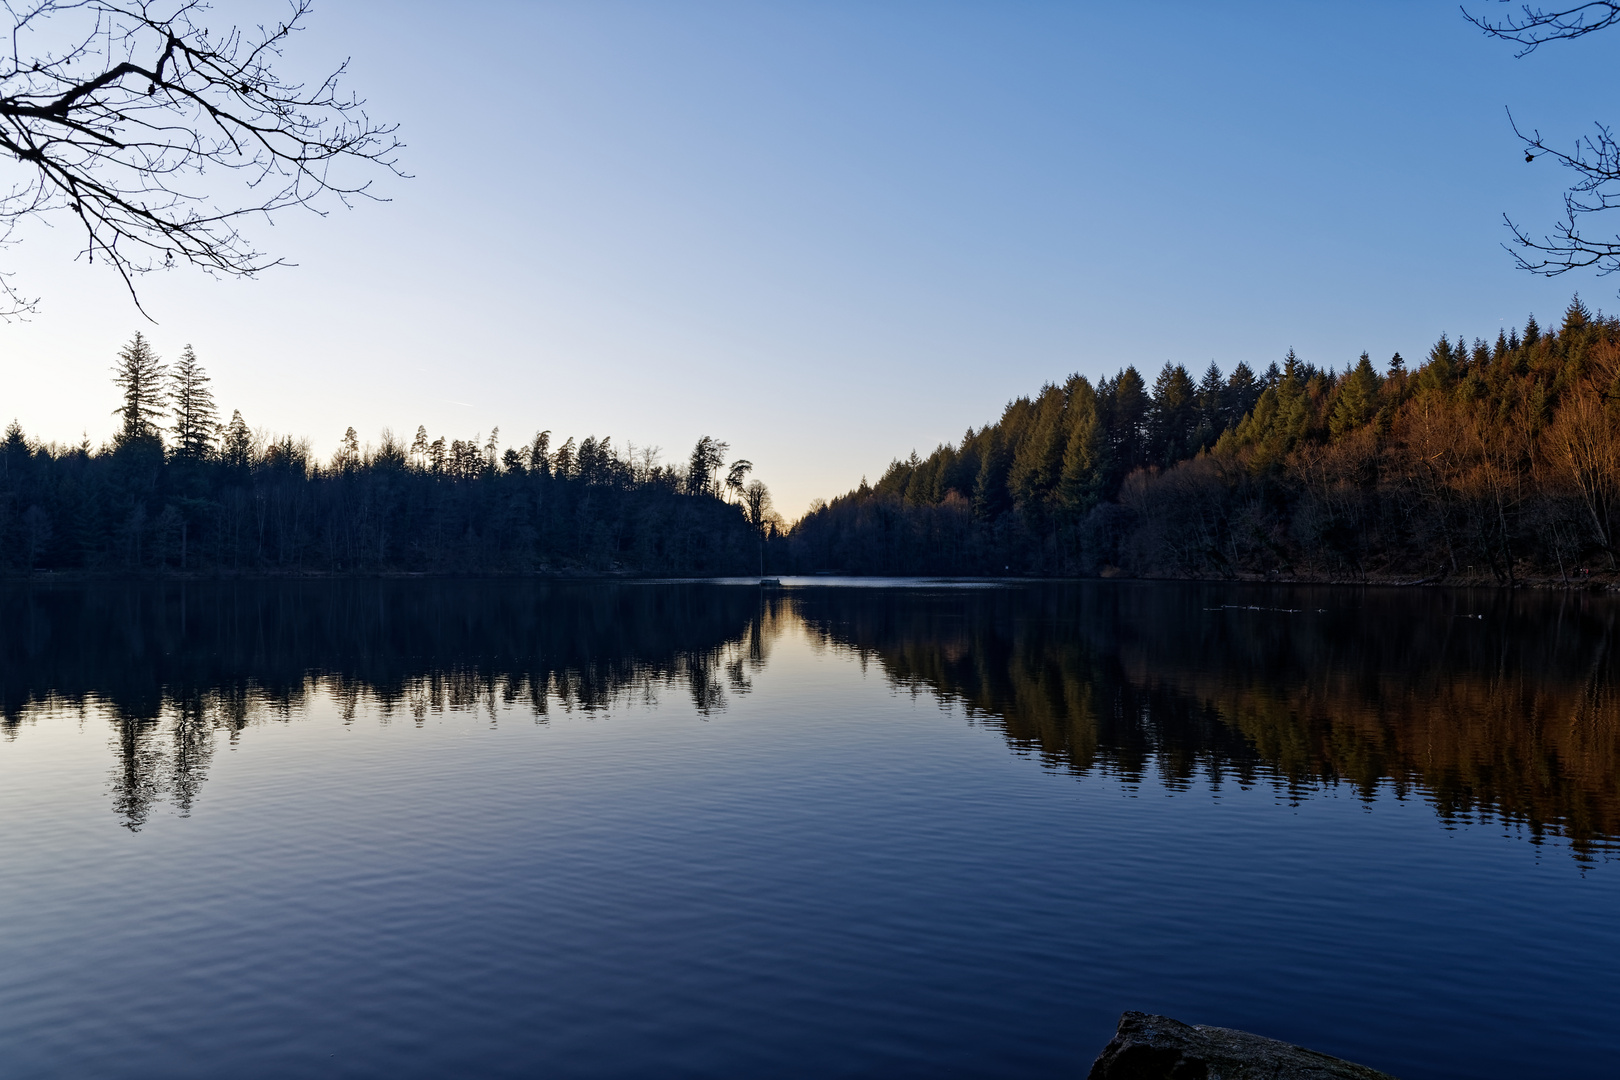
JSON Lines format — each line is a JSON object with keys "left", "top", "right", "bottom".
{"left": 1, "top": 579, "right": 1616, "bottom": 1078}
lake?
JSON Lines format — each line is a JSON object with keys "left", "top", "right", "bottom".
{"left": 1, "top": 579, "right": 1616, "bottom": 1079}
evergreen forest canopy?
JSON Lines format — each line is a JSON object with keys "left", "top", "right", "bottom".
{"left": 788, "top": 297, "right": 1620, "bottom": 583}
{"left": 0, "top": 333, "right": 778, "bottom": 574}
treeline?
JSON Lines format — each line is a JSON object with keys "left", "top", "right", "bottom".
{"left": 0, "top": 334, "right": 778, "bottom": 574}
{"left": 788, "top": 297, "right": 1620, "bottom": 583}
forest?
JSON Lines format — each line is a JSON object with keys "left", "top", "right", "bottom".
{"left": 0, "top": 334, "right": 777, "bottom": 575}
{"left": 787, "top": 297, "right": 1620, "bottom": 584}
{"left": 11, "top": 299, "right": 1620, "bottom": 584}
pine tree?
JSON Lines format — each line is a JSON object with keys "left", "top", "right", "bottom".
{"left": 169, "top": 344, "right": 218, "bottom": 459}
{"left": 332, "top": 426, "right": 361, "bottom": 471}
{"left": 1105, "top": 366, "right": 1149, "bottom": 477}
{"left": 111, "top": 332, "right": 167, "bottom": 445}
{"left": 1195, "top": 362, "right": 1225, "bottom": 446}
{"left": 1329, "top": 353, "right": 1381, "bottom": 439}
{"left": 685, "top": 436, "right": 727, "bottom": 496}
{"left": 484, "top": 427, "right": 500, "bottom": 473}
{"left": 1148, "top": 363, "right": 1197, "bottom": 466}
{"left": 1562, "top": 295, "right": 1591, "bottom": 336}
{"left": 1057, "top": 377, "right": 1105, "bottom": 517}
{"left": 972, "top": 428, "right": 1012, "bottom": 520}
{"left": 528, "top": 430, "right": 551, "bottom": 478}
{"left": 1419, "top": 334, "right": 1457, "bottom": 392}
{"left": 2, "top": 419, "right": 26, "bottom": 481}
{"left": 1225, "top": 362, "right": 1260, "bottom": 427}
{"left": 553, "top": 436, "right": 577, "bottom": 479}
{"left": 221, "top": 410, "right": 253, "bottom": 468}
{"left": 1008, "top": 384, "right": 1065, "bottom": 513}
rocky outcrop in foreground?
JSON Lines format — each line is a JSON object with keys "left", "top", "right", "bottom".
{"left": 1087, "top": 1012, "right": 1398, "bottom": 1080}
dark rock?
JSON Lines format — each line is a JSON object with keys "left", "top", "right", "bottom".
{"left": 1087, "top": 1012, "right": 1399, "bottom": 1080}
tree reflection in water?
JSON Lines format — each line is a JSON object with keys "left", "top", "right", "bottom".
{"left": 0, "top": 581, "right": 773, "bottom": 829}
{"left": 791, "top": 583, "right": 1620, "bottom": 862}
{"left": 4, "top": 580, "right": 1618, "bottom": 858}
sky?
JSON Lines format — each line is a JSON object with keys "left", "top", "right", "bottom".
{"left": 0, "top": 0, "right": 1615, "bottom": 516}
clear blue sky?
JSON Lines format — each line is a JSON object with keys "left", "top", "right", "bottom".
{"left": 0, "top": 0, "right": 1613, "bottom": 515}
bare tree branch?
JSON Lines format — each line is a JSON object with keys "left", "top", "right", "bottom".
{"left": 1502, "top": 109, "right": 1620, "bottom": 277}
{"left": 0, "top": 0, "right": 403, "bottom": 318}
{"left": 1466, "top": 4, "right": 1620, "bottom": 281}
{"left": 1463, "top": 2, "right": 1620, "bottom": 55}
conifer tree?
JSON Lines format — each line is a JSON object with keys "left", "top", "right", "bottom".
{"left": 221, "top": 410, "right": 254, "bottom": 468}
{"left": 2, "top": 419, "right": 26, "bottom": 481}
{"left": 1419, "top": 334, "right": 1457, "bottom": 392}
{"left": 1148, "top": 363, "right": 1197, "bottom": 466}
{"left": 1329, "top": 353, "right": 1381, "bottom": 439}
{"left": 529, "top": 431, "right": 551, "bottom": 478}
{"left": 1104, "top": 366, "right": 1149, "bottom": 481}
{"left": 973, "top": 428, "right": 1012, "bottom": 520}
{"left": 553, "top": 436, "right": 577, "bottom": 479}
{"left": 1196, "top": 362, "right": 1225, "bottom": 443}
{"left": 1225, "top": 362, "right": 1260, "bottom": 427}
{"left": 725, "top": 458, "right": 753, "bottom": 501}
{"left": 1008, "top": 384, "right": 1065, "bottom": 512}
{"left": 168, "top": 345, "right": 218, "bottom": 459}
{"left": 333, "top": 426, "right": 361, "bottom": 471}
{"left": 111, "top": 332, "right": 167, "bottom": 445}
{"left": 1057, "top": 377, "right": 1105, "bottom": 516}
{"left": 1563, "top": 296, "right": 1591, "bottom": 335}
{"left": 686, "top": 436, "right": 727, "bottom": 496}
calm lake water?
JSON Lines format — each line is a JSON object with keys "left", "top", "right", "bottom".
{"left": 1, "top": 579, "right": 1617, "bottom": 1079}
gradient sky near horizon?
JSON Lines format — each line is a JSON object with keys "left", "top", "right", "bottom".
{"left": 0, "top": 0, "right": 1615, "bottom": 515}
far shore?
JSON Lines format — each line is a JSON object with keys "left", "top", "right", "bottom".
{"left": 4, "top": 568, "right": 1615, "bottom": 591}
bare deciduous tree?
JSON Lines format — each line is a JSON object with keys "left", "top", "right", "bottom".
{"left": 1468, "top": 3, "right": 1620, "bottom": 280}
{"left": 0, "top": 0, "right": 402, "bottom": 316}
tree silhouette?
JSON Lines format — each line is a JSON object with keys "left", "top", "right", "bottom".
{"left": 168, "top": 345, "right": 216, "bottom": 458}
{"left": 1467, "top": 3, "right": 1620, "bottom": 282}
{"left": 111, "top": 331, "right": 165, "bottom": 443}
{"left": 0, "top": 0, "right": 401, "bottom": 315}
{"left": 725, "top": 458, "right": 752, "bottom": 501}
{"left": 687, "top": 436, "right": 728, "bottom": 496}
{"left": 220, "top": 409, "right": 253, "bottom": 468}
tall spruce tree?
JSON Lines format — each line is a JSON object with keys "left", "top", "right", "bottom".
{"left": 111, "top": 332, "right": 167, "bottom": 445}
{"left": 169, "top": 345, "right": 218, "bottom": 459}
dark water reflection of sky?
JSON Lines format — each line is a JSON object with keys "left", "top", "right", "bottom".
{"left": 1, "top": 580, "right": 1616, "bottom": 1079}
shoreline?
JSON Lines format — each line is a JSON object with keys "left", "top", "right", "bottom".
{"left": 3, "top": 567, "right": 1615, "bottom": 590}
